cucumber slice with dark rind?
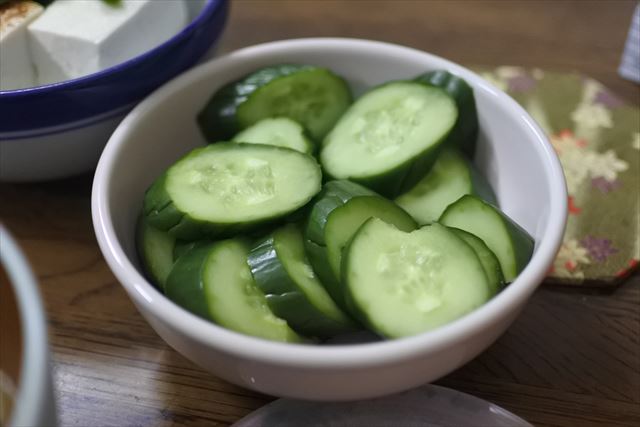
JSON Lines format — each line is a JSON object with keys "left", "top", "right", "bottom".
{"left": 305, "top": 180, "right": 377, "bottom": 246}
{"left": 304, "top": 180, "right": 417, "bottom": 308}
{"left": 342, "top": 219, "right": 491, "bottom": 338}
{"left": 197, "top": 65, "right": 352, "bottom": 142}
{"left": 395, "top": 148, "right": 496, "bottom": 224}
{"left": 324, "top": 196, "right": 418, "bottom": 285}
{"left": 415, "top": 70, "right": 478, "bottom": 157}
{"left": 320, "top": 82, "right": 458, "bottom": 197}
{"left": 165, "top": 243, "right": 213, "bottom": 319}
{"left": 232, "top": 117, "right": 315, "bottom": 154}
{"left": 248, "top": 224, "right": 359, "bottom": 338}
{"left": 144, "top": 143, "right": 322, "bottom": 240}
{"left": 304, "top": 239, "right": 337, "bottom": 298}
{"left": 173, "top": 240, "right": 210, "bottom": 261}
{"left": 447, "top": 226, "right": 504, "bottom": 294}
{"left": 136, "top": 215, "right": 175, "bottom": 291}
{"left": 439, "top": 195, "right": 534, "bottom": 282}
{"left": 165, "top": 239, "right": 305, "bottom": 343}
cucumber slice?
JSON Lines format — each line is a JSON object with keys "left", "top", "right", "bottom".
{"left": 248, "top": 224, "right": 358, "bottom": 338}
{"left": 165, "top": 239, "right": 305, "bottom": 343}
{"left": 136, "top": 215, "right": 175, "bottom": 291}
{"left": 197, "top": 65, "right": 352, "bottom": 142}
{"left": 415, "top": 70, "right": 478, "bottom": 157}
{"left": 232, "top": 117, "right": 314, "bottom": 154}
{"left": 173, "top": 240, "right": 209, "bottom": 261}
{"left": 143, "top": 143, "right": 322, "bottom": 240}
{"left": 304, "top": 180, "right": 417, "bottom": 307}
{"left": 395, "top": 148, "right": 496, "bottom": 224}
{"left": 343, "top": 219, "right": 491, "bottom": 338}
{"left": 305, "top": 180, "right": 378, "bottom": 246}
{"left": 448, "top": 226, "right": 504, "bottom": 294}
{"left": 320, "top": 82, "right": 458, "bottom": 197}
{"left": 439, "top": 195, "right": 534, "bottom": 282}
{"left": 324, "top": 196, "right": 417, "bottom": 285}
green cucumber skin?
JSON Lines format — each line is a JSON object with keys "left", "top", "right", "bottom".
{"left": 304, "top": 180, "right": 417, "bottom": 308}
{"left": 305, "top": 180, "right": 377, "bottom": 245}
{"left": 448, "top": 226, "right": 504, "bottom": 293}
{"left": 173, "top": 240, "right": 211, "bottom": 261}
{"left": 325, "top": 143, "right": 443, "bottom": 199}
{"left": 143, "top": 143, "right": 322, "bottom": 240}
{"left": 415, "top": 70, "right": 478, "bottom": 158}
{"left": 248, "top": 231, "right": 358, "bottom": 338}
{"left": 439, "top": 195, "right": 534, "bottom": 282}
{"left": 164, "top": 243, "right": 214, "bottom": 320}
{"left": 303, "top": 239, "right": 342, "bottom": 307}
{"left": 197, "top": 65, "right": 313, "bottom": 142}
{"left": 197, "top": 65, "right": 352, "bottom": 142}
{"left": 136, "top": 216, "right": 175, "bottom": 291}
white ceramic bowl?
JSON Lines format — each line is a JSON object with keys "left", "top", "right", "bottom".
{"left": 0, "top": 226, "right": 57, "bottom": 426}
{"left": 92, "top": 38, "right": 567, "bottom": 401}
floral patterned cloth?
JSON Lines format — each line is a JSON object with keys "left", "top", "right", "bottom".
{"left": 477, "top": 67, "right": 639, "bottom": 285}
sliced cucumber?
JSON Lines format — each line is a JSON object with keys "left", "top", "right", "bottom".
{"left": 415, "top": 70, "right": 478, "bottom": 157}
{"left": 136, "top": 216, "right": 175, "bottom": 290}
{"left": 448, "top": 226, "right": 504, "bottom": 294}
{"left": 395, "top": 148, "right": 496, "bottom": 224}
{"left": 165, "top": 239, "right": 304, "bottom": 343}
{"left": 197, "top": 65, "right": 352, "bottom": 142}
{"left": 248, "top": 224, "right": 358, "bottom": 338}
{"left": 343, "top": 219, "right": 492, "bottom": 338}
{"left": 320, "top": 82, "right": 458, "bottom": 197}
{"left": 324, "top": 196, "right": 417, "bottom": 285}
{"left": 232, "top": 117, "right": 314, "bottom": 154}
{"left": 439, "top": 195, "right": 534, "bottom": 282}
{"left": 304, "top": 180, "right": 417, "bottom": 307}
{"left": 143, "top": 143, "right": 322, "bottom": 240}
{"left": 305, "top": 180, "right": 378, "bottom": 246}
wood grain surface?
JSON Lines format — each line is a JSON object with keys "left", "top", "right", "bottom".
{"left": 1, "top": 1, "right": 639, "bottom": 426}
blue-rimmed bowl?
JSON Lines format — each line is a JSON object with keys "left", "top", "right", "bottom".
{"left": 0, "top": 0, "right": 229, "bottom": 182}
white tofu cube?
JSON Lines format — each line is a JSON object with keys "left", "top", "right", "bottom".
{"left": 28, "top": 0, "right": 188, "bottom": 85}
{"left": 0, "top": 0, "right": 43, "bottom": 90}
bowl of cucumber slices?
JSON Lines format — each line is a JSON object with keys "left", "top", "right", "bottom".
{"left": 92, "top": 38, "right": 567, "bottom": 401}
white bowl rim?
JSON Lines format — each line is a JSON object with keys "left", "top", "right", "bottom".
{"left": 0, "top": 225, "right": 51, "bottom": 426}
{"left": 92, "top": 37, "right": 567, "bottom": 369}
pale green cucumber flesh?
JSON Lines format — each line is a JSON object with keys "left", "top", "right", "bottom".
{"left": 396, "top": 148, "right": 495, "bottom": 224}
{"left": 324, "top": 196, "right": 418, "bottom": 281}
{"left": 136, "top": 216, "right": 175, "bottom": 290}
{"left": 232, "top": 117, "right": 314, "bottom": 154}
{"left": 320, "top": 82, "right": 457, "bottom": 184}
{"left": 204, "top": 239, "right": 304, "bottom": 343}
{"left": 439, "top": 195, "right": 534, "bottom": 282}
{"left": 237, "top": 68, "right": 352, "bottom": 141}
{"left": 448, "top": 226, "right": 504, "bottom": 294}
{"left": 144, "top": 143, "right": 321, "bottom": 239}
{"left": 305, "top": 180, "right": 378, "bottom": 246}
{"left": 343, "top": 219, "right": 491, "bottom": 338}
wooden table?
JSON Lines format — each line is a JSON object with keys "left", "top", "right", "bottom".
{"left": 1, "top": 1, "right": 639, "bottom": 426}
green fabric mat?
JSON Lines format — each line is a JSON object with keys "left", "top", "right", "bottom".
{"left": 476, "top": 67, "right": 639, "bottom": 286}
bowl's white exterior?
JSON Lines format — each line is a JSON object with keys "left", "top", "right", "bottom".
{"left": 0, "top": 226, "right": 57, "bottom": 426}
{"left": 92, "top": 38, "right": 567, "bottom": 401}
{"left": 0, "top": 109, "right": 130, "bottom": 182}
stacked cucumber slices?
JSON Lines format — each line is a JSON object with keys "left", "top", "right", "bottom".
{"left": 137, "top": 64, "right": 535, "bottom": 343}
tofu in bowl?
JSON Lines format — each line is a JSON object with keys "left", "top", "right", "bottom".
{"left": 0, "top": 0, "right": 229, "bottom": 182}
